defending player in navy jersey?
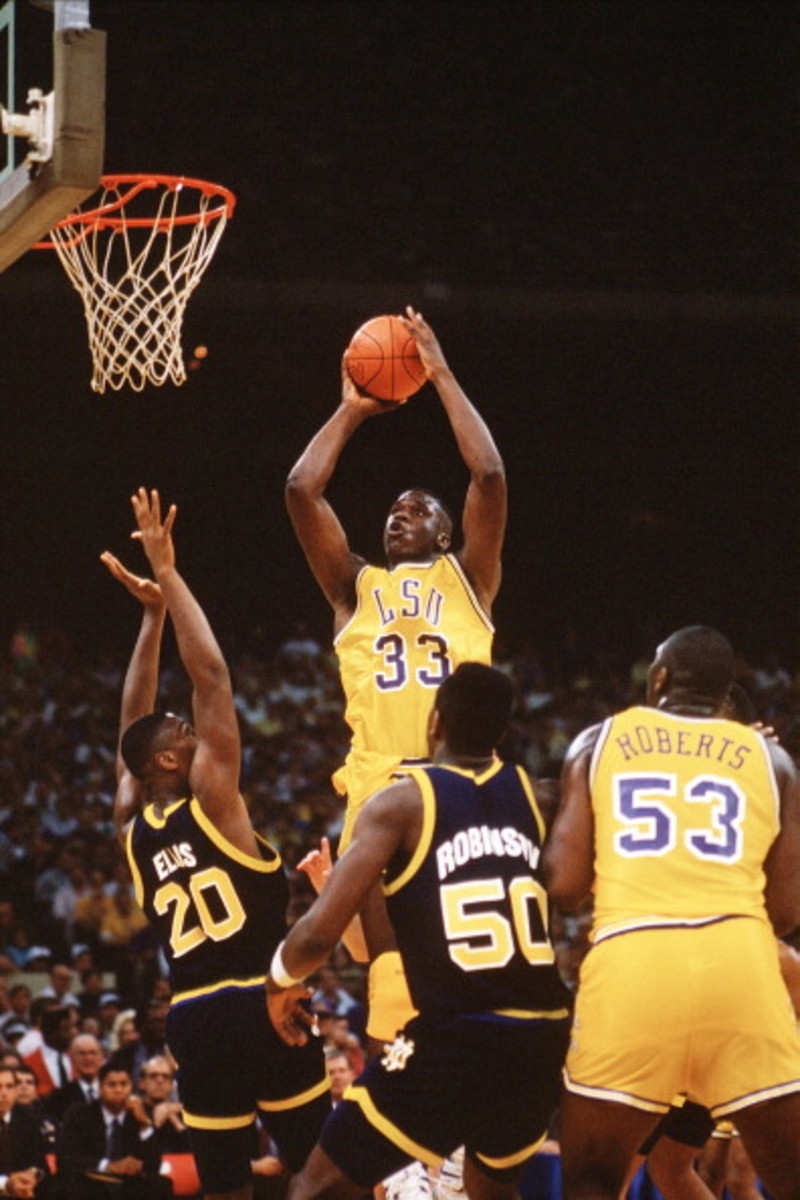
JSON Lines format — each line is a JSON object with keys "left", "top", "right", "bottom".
{"left": 103, "top": 489, "right": 329, "bottom": 1200}
{"left": 265, "top": 663, "right": 571, "bottom": 1200}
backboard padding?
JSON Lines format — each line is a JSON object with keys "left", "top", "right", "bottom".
{"left": 0, "top": 24, "right": 104, "bottom": 271}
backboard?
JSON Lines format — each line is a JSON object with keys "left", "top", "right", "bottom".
{"left": 0, "top": 0, "right": 104, "bottom": 272}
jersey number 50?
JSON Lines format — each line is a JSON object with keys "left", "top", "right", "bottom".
{"left": 440, "top": 876, "right": 555, "bottom": 971}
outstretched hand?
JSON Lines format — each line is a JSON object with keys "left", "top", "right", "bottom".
{"left": 399, "top": 305, "right": 449, "bottom": 379}
{"left": 100, "top": 551, "right": 165, "bottom": 609}
{"left": 266, "top": 981, "right": 318, "bottom": 1047}
{"left": 130, "top": 487, "right": 177, "bottom": 576}
{"left": 297, "top": 836, "right": 333, "bottom": 896}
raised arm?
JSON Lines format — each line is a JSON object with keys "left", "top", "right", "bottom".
{"left": 285, "top": 363, "right": 394, "bottom": 629}
{"left": 763, "top": 742, "right": 800, "bottom": 936}
{"left": 130, "top": 489, "right": 255, "bottom": 852}
{"left": 266, "top": 778, "right": 420, "bottom": 1044}
{"left": 541, "top": 725, "right": 600, "bottom": 911}
{"left": 400, "top": 307, "right": 507, "bottom": 611}
{"left": 101, "top": 551, "right": 167, "bottom": 842}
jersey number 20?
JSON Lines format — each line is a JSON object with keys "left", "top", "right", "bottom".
{"left": 154, "top": 866, "right": 246, "bottom": 957}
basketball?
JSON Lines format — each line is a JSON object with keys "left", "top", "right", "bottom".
{"left": 344, "top": 315, "right": 426, "bottom": 403}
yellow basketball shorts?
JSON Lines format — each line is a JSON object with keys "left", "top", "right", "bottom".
{"left": 367, "top": 951, "right": 418, "bottom": 1043}
{"left": 334, "top": 751, "right": 420, "bottom": 852}
{"left": 564, "top": 917, "right": 800, "bottom": 1118}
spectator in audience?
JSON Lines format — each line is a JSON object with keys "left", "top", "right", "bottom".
{"left": 137, "top": 1057, "right": 191, "bottom": 1155}
{"left": 107, "top": 1010, "right": 138, "bottom": 1057}
{"left": 78, "top": 971, "right": 105, "bottom": 1022}
{"left": 52, "top": 867, "right": 91, "bottom": 944}
{"left": 23, "top": 1007, "right": 77, "bottom": 1098}
{"left": 55, "top": 1060, "right": 171, "bottom": 1199}
{"left": 24, "top": 948, "right": 55, "bottom": 974}
{"left": 0, "top": 1064, "right": 53, "bottom": 1198}
{"left": 324, "top": 1050, "right": 354, "bottom": 1107}
{"left": 38, "top": 962, "right": 80, "bottom": 1009}
{"left": 310, "top": 965, "right": 360, "bottom": 1020}
{"left": 14, "top": 1063, "right": 57, "bottom": 1151}
{"left": 109, "top": 1001, "right": 168, "bottom": 1085}
{"left": 73, "top": 870, "right": 113, "bottom": 948}
{"left": 15, "top": 999, "right": 60, "bottom": 1061}
{"left": 2, "top": 1022, "right": 30, "bottom": 1053}
{"left": 45, "top": 1032, "right": 105, "bottom": 1123}
{"left": 0, "top": 985, "right": 32, "bottom": 1039}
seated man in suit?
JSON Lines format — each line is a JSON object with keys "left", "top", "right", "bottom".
{"left": 55, "top": 1061, "right": 172, "bottom": 1198}
{"left": 45, "top": 1034, "right": 105, "bottom": 1125}
{"left": 137, "top": 1058, "right": 192, "bottom": 1156}
{"left": 0, "top": 1064, "right": 52, "bottom": 1198}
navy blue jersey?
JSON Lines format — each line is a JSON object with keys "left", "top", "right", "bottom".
{"left": 384, "top": 762, "right": 570, "bottom": 1017}
{"left": 126, "top": 798, "right": 289, "bottom": 1001}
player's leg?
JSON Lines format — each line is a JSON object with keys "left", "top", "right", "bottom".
{"left": 287, "top": 1144, "right": 372, "bottom": 1200}
{"left": 721, "top": 1135, "right": 763, "bottom": 1200}
{"left": 645, "top": 1135, "right": 717, "bottom": 1200}
{"left": 728, "top": 1092, "right": 800, "bottom": 1200}
{"left": 558, "top": 1091, "right": 660, "bottom": 1200}
{"left": 460, "top": 1155, "right": 518, "bottom": 1200}
{"left": 696, "top": 1131, "right": 730, "bottom": 1197}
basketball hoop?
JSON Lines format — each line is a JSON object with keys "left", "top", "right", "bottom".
{"left": 36, "top": 174, "right": 236, "bottom": 393}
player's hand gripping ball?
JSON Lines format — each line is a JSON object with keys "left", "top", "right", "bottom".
{"left": 344, "top": 314, "right": 426, "bottom": 403}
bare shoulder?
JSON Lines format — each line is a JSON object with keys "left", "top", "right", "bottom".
{"left": 363, "top": 775, "right": 423, "bottom": 824}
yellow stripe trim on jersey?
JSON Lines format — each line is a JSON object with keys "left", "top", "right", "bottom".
{"left": 143, "top": 798, "right": 188, "bottom": 829}
{"left": 516, "top": 767, "right": 546, "bottom": 844}
{"left": 444, "top": 553, "right": 495, "bottom": 633}
{"left": 170, "top": 975, "right": 267, "bottom": 1005}
{"left": 563, "top": 1068, "right": 669, "bottom": 1115}
{"left": 257, "top": 1075, "right": 331, "bottom": 1112}
{"left": 713, "top": 1079, "right": 800, "bottom": 1119}
{"left": 434, "top": 759, "right": 504, "bottom": 786}
{"left": 476, "top": 1131, "right": 547, "bottom": 1170}
{"left": 588, "top": 717, "right": 613, "bottom": 790}
{"left": 345, "top": 1086, "right": 441, "bottom": 1167}
{"left": 592, "top": 913, "right": 758, "bottom": 944}
{"left": 382, "top": 771, "right": 436, "bottom": 897}
{"left": 125, "top": 821, "right": 145, "bottom": 910}
{"left": 182, "top": 1109, "right": 255, "bottom": 1130}
{"left": 492, "top": 1007, "right": 571, "bottom": 1020}
{"left": 189, "top": 798, "right": 282, "bottom": 872}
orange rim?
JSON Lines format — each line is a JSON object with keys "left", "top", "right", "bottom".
{"left": 35, "top": 173, "right": 236, "bottom": 247}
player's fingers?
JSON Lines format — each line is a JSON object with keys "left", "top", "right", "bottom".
{"left": 163, "top": 504, "right": 177, "bottom": 536}
{"left": 150, "top": 489, "right": 162, "bottom": 525}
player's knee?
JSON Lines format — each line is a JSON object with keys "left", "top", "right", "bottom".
{"left": 288, "top": 1146, "right": 367, "bottom": 1200}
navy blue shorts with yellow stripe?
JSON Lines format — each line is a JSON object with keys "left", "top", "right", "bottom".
{"left": 321, "top": 1009, "right": 569, "bottom": 1188}
{"left": 167, "top": 984, "right": 330, "bottom": 1192}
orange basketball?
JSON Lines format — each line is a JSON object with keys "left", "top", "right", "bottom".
{"left": 344, "top": 315, "right": 426, "bottom": 403}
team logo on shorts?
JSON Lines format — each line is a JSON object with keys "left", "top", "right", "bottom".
{"left": 381, "top": 1035, "right": 416, "bottom": 1072}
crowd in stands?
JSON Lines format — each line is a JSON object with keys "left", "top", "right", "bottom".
{"left": 2, "top": 623, "right": 798, "bottom": 1001}
{"left": 0, "top": 623, "right": 797, "bottom": 1193}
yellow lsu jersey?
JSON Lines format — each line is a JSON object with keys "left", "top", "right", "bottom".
{"left": 589, "top": 706, "right": 780, "bottom": 942}
{"left": 333, "top": 554, "right": 493, "bottom": 807}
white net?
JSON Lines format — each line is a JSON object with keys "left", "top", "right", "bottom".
{"left": 46, "top": 175, "right": 235, "bottom": 393}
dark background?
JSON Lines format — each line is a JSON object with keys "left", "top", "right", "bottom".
{"left": 1, "top": 1, "right": 796, "bottom": 669}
